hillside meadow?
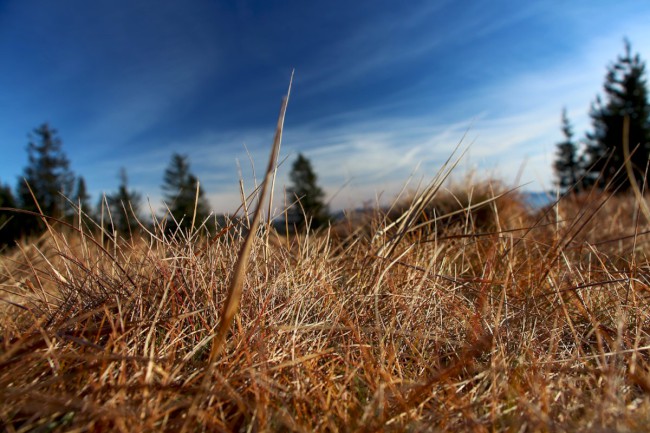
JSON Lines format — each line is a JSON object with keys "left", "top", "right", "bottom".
{"left": 2, "top": 167, "right": 650, "bottom": 432}
{"left": 2, "top": 92, "right": 650, "bottom": 432}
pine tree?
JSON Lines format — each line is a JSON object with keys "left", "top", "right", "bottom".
{"left": 72, "top": 177, "right": 90, "bottom": 209}
{"left": 553, "top": 108, "right": 583, "bottom": 193}
{"left": 106, "top": 168, "right": 142, "bottom": 236}
{"left": 72, "top": 176, "right": 92, "bottom": 224}
{"left": 161, "top": 153, "right": 210, "bottom": 233}
{"left": 17, "top": 124, "right": 75, "bottom": 230}
{"left": 583, "top": 40, "right": 650, "bottom": 190}
{"left": 287, "top": 153, "right": 329, "bottom": 230}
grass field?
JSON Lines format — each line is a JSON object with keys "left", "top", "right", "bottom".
{"left": 3, "top": 93, "right": 650, "bottom": 431}
{"left": 2, "top": 172, "right": 650, "bottom": 432}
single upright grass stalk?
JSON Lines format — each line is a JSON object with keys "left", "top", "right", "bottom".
{"left": 266, "top": 74, "right": 292, "bottom": 227}
{"left": 208, "top": 72, "right": 292, "bottom": 363}
{"left": 180, "top": 72, "right": 292, "bottom": 433}
{"left": 191, "top": 179, "right": 201, "bottom": 237}
{"left": 623, "top": 115, "right": 650, "bottom": 222}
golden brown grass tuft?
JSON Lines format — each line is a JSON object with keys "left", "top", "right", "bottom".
{"left": 385, "top": 174, "right": 531, "bottom": 237}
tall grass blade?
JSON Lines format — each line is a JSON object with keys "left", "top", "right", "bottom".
{"left": 208, "top": 73, "right": 292, "bottom": 362}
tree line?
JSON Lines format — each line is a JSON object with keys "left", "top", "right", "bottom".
{"left": 554, "top": 40, "right": 650, "bottom": 194}
{"left": 0, "top": 125, "right": 330, "bottom": 248}
{"left": 12, "top": 39, "right": 641, "bottom": 246}
{"left": 0, "top": 125, "right": 214, "bottom": 247}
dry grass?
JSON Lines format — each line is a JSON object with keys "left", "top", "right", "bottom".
{"left": 3, "top": 89, "right": 650, "bottom": 430}
{"left": 2, "top": 179, "right": 650, "bottom": 432}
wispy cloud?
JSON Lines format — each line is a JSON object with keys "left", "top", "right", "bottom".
{"left": 4, "top": 1, "right": 650, "bottom": 216}
{"left": 90, "top": 5, "right": 650, "bottom": 215}
{"left": 296, "top": 2, "right": 545, "bottom": 98}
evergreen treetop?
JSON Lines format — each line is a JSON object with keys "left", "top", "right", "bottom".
{"left": 18, "top": 124, "right": 75, "bottom": 220}
{"left": 288, "top": 153, "right": 329, "bottom": 230}
{"left": 583, "top": 40, "right": 650, "bottom": 190}
{"left": 105, "top": 168, "right": 142, "bottom": 236}
{"left": 161, "top": 153, "right": 210, "bottom": 233}
{"left": 553, "top": 108, "right": 583, "bottom": 193}
{"left": 72, "top": 176, "right": 93, "bottom": 225}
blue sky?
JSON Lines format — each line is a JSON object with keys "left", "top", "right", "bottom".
{"left": 2, "top": 1, "right": 650, "bottom": 214}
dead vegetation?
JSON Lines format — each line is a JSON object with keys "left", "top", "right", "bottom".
{"left": 2, "top": 87, "right": 650, "bottom": 432}
{"left": 2, "top": 176, "right": 650, "bottom": 432}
